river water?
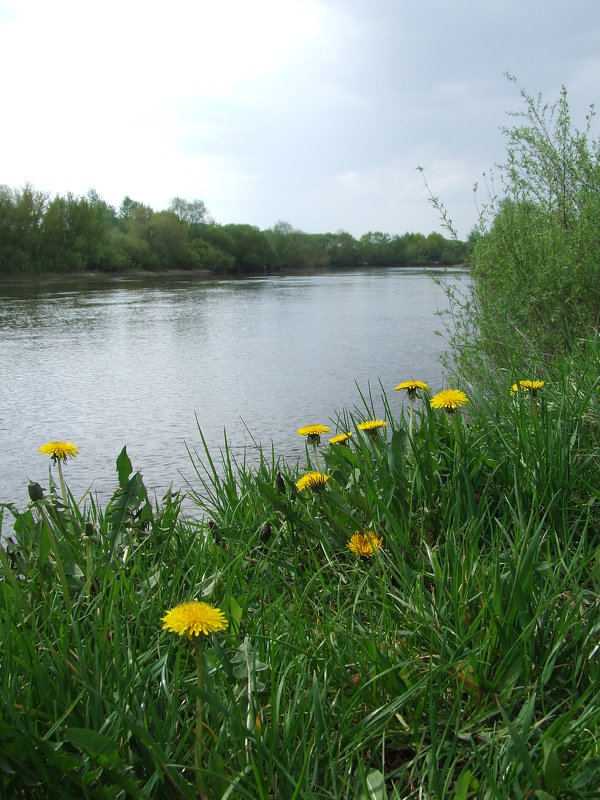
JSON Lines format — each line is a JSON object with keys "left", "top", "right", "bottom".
{"left": 0, "top": 267, "right": 466, "bottom": 509}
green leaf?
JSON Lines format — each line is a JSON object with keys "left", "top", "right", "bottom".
{"left": 223, "top": 594, "right": 242, "bottom": 635}
{"left": 356, "top": 769, "right": 387, "bottom": 800}
{"left": 231, "top": 636, "right": 268, "bottom": 691}
{"left": 498, "top": 703, "right": 541, "bottom": 791}
{"left": 571, "top": 756, "right": 600, "bottom": 789}
{"left": 542, "top": 737, "right": 563, "bottom": 793}
{"left": 64, "top": 727, "right": 120, "bottom": 769}
{"left": 453, "top": 770, "right": 474, "bottom": 799}
{"left": 64, "top": 728, "right": 143, "bottom": 796}
{"left": 105, "top": 471, "right": 151, "bottom": 534}
{"left": 312, "top": 672, "right": 325, "bottom": 752}
{"left": 116, "top": 446, "right": 133, "bottom": 488}
{"left": 0, "top": 750, "right": 16, "bottom": 775}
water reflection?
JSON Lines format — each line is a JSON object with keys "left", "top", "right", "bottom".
{"left": 0, "top": 268, "right": 467, "bottom": 509}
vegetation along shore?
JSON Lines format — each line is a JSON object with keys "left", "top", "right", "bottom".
{"left": 0, "top": 189, "right": 468, "bottom": 276}
{"left": 1, "top": 78, "right": 599, "bottom": 798}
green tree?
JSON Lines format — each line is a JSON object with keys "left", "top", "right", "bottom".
{"left": 122, "top": 208, "right": 198, "bottom": 269}
{"left": 169, "top": 197, "right": 210, "bottom": 225}
{"left": 0, "top": 184, "right": 47, "bottom": 273}
{"left": 266, "top": 220, "right": 318, "bottom": 268}
{"left": 323, "top": 230, "right": 362, "bottom": 266}
{"left": 444, "top": 76, "right": 600, "bottom": 376}
{"left": 219, "top": 224, "right": 276, "bottom": 271}
{"left": 401, "top": 232, "right": 427, "bottom": 264}
{"left": 40, "top": 191, "right": 121, "bottom": 272}
{"left": 359, "top": 231, "right": 394, "bottom": 265}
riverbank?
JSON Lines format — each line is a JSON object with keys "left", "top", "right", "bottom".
{"left": 1, "top": 337, "right": 598, "bottom": 798}
{"left": 0, "top": 260, "right": 469, "bottom": 288}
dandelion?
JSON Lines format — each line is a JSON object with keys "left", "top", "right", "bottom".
{"left": 39, "top": 441, "right": 79, "bottom": 464}
{"left": 347, "top": 531, "right": 383, "bottom": 558}
{"left": 34, "top": 442, "right": 80, "bottom": 611}
{"left": 39, "top": 440, "right": 79, "bottom": 520}
{"left": 430, "top": 389, "right": 468, "bottom": 413}
{"left": 297, "top": 424, "right": 331, "bottom": 440}
{"left": 162, "top": 601, "right": 228, "bottom": 638}
{"left": 162, "top": 600, "right": 228, "bottom": 796}
{"left": 329, "top": 432, "right": 353, "bottom": 445}
{"left": 395, "top": 380, "right": 429, "bottom": 437}
{"left": 295, "top": 471, "right": 329, "bottom": 492}
{"left": 357, "top": 419, "right": 387, "bottom": 432}
{"left": 518, "top": 379, "right": 545, "bottom": 396}
{"left": 431, "top": 390, "right": 468, "bottom": 459}
{"left": 297, "top": 424, "right": 330, "bottom": 468}
{"left": 394, "top": 379, "right": 429, "bottom": 399}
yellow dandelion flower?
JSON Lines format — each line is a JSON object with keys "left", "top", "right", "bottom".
{"left": 347, "top": 531, "right": 383, "bottom": 558}
{"left": 519, "top": 379, "right": 545, "bottom": 395}
{"left": 430, "top": 389, "right": 468, "bottom": 412}
{"left": 295, "top": 471, "right": 329, "bottom": 492}
{"left": 39, "top": 441, "right": 79, "bottom": 463}
{"left": 329, "top": 432, "right": 353, "bottom": 445}
{"left": 394, "top": 379, "right": 429, "bottom": 397}
{"left": 357, "top": 419, "right": 387, "bottom": 432}
{"left": 297, "top": 424, "right": 331, "bottom": 437}
{"left": 161, "top": 601, "right": 228, "bottom": 638}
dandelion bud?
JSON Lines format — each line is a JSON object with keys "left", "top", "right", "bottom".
{"left": 28, "top": 481, "right": 44, "bottom": 502}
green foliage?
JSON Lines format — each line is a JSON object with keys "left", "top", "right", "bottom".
{"left": 1, "top": 352, "right": 599, "bottom": 798}
{"left": 0, "top": 183, "right": 48, "bottom": 273}
{"left": 0, "top": 183, "right": 468, "bottom": 275}
{"left": 439, "top": 76, "right": 600, "bottom": 378}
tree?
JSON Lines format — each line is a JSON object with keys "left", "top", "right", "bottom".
{"left": 169, "top": 197, "right": 210, "bottom": 225}
{"left": 445, "top": 76, "right": 600, "bottom": 376}
{"left": 121, "top": 208, "right": 197, "bottom": 269}
{"left": 322, "top": 231, "right": 362, "bottom": 266}
{"left": 266, "top": 220, "right": 317, "bottom": 268}
{"left": 359, "top": 231, "right": 394, "bottom": 265}
{"left": 0, "top": 184, "right": 48, "bottom": 272}
{"left": 219, "top": 224, "right": 276, "bottom": 271}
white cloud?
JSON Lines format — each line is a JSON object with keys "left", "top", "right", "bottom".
{"left": 1, "top": 0, "right": 599, "bottom": 236}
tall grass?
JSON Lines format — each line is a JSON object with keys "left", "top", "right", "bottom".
{"left": 1, "top": 342, "right": 599, "bottom": 798}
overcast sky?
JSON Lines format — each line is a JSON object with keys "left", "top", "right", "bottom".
{"left": 1, "top": 0, "right": 599, "bottom": 239}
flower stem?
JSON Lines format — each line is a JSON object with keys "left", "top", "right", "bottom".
{"left": 57, "top": 458, "right": 91, "bottom": 602}
{"left": 310, "top": 441, "right": 322, "bottom": 472}
{"left": 57, "top": 460, "right": 69, "bottom": 510}
{"left": 195, "top": 640, "right": 208, "bottom": 799}
{"left": 451, "top": 414, "right": 462, "bottom": 460}
{"left": 84, "top": 536, "right": 92, "bottom": 603}
{"left": 39, "top": 504, "right": 72, "bottom": 613}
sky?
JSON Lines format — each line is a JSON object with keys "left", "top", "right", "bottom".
{"left": 1, "top": 0, "right": 600, "bottom": 239}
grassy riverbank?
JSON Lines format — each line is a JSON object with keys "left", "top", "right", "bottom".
{"left": 1, "top": 342, "right": 599, "bottom": 798}
{"left": 2, "top": 78, "right": 600, "bottom": 799}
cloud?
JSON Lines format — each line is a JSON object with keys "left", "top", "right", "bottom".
{"left": 1, "top": 0, "right": 599, "bottom": 237}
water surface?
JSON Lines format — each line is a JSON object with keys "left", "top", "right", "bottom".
{"left": 0, "top": 268, "right": 465, "bottom": 508}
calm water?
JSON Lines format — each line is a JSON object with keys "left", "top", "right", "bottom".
{"left": 0, "top": 268, "right": 466, "bottom": 509}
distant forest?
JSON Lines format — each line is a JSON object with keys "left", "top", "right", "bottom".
{"left": 0, "top": 184, "right": 470, "bottom": 275}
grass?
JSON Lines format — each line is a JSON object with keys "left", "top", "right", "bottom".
{"left": 1, "top": 339, "right": 599, "bottom": 798}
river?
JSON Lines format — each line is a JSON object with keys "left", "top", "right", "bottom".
{"left": 0, "top": 267, "right": 467, "bottom": 510}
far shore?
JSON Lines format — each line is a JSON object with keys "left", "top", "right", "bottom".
{"left": 0, "top": 261, "right": 470, "bottom": 288}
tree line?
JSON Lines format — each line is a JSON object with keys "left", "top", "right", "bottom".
{"left": 0, "top": 185, "right": 468, "bottom": 275}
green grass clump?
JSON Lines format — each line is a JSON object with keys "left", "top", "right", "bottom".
{"left": 1, "top": 346, "right": 599, "bottom": 799}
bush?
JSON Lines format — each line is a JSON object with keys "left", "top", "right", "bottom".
{"left": 438, "top": 75, "right": 600, "bottom": 380}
